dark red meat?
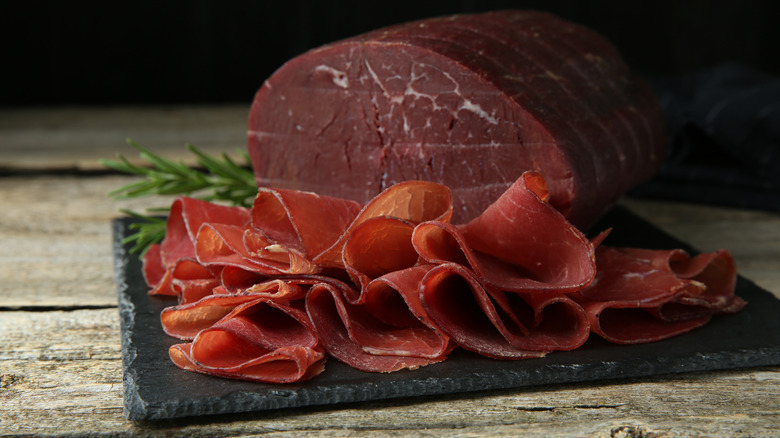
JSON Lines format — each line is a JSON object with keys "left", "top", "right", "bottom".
{"left": 247, "top": 10, "right": 666, "bottom": 229}
{"left": 412, "top": 172, "right": 596, "bottom": 293}
{"left": 168, "top": 298, "right": 326, "bottom": 383}
{"left": 305, "top": 278, "right": 450, "bottom": 372}
{"left": 419, "top": 262, "right": 587, "bottom": 358}
{"left": 574, "top": 247, "right": 746, "bottom": 344}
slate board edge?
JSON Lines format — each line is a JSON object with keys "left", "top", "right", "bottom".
{"left": 110, "top": 208, "right": 780, "bottom": 422}
{"left": 112, "top": 219, "right": 149, "bottom": 422}
{"left": 137, "top": 345, "right": 780, "bottom": 422}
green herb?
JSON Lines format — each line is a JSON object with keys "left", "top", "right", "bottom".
{"left": 101, "top": 139, "right": 257, "bottom": 256}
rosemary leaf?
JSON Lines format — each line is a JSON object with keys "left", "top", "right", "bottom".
{"left": 104, "top": 139, "right": 257, "bottom": 256}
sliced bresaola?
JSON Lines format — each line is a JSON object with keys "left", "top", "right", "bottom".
{"left": 413, "top": 172, "right": 596, "bottom": 294}
{"left": 169, "top": 343, "right": 325, "bottom": 384}
{"left": 161, "top": 197, "right": 251, "bottom": 267}
{"left": 576, "top": 246, "right": 746, "bottom": 344}
{"left": 361, "top": 265, "right": 452, "bottom": 357}
{"left": 144, "top": 197, "right": 250, "bottom": 295}
{"left": 305, "top": 275, "right": 450, "bottom": 373}
{"left": 251, "top": 187, "right": 362, "bottom": 268}
{"left": 487, "top": 288, "right": 590, "bottom": 352}
{"left": 175, "top": 276, "right": 221, "bottom": 305}
{"left": 342, "top": 216, "right": 420, "bottom": 301}
{"left": 141, "top": 243, "right": 165, "bottom": 289}
{"left": 148, "top": 256, "right": 216, "bottom": 299}
{"left": 218, "top": 265, "right": 268, "bottom": 293}
{"left": 162, "top": 293, "right": 270, "bottom": 341}
{"left": 195, "top": 222, "right": 320, "bottom": 275}
{"left": 161, "top": 279, "right": 312, "bottom": 340}
{"left": 168, "top": 298, "right": 325, "bottom": 383}
{"left": 313, "top": 180, "right": 453, "bottom": 269}
{"left": 420, "top": 262, "right": 588, "bottom": 358}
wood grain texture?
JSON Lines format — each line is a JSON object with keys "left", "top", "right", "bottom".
{"left": 0, "top": 105, "right": 248, "bottom": 171}
{"left": 0, "top": 175, "right": 159, "bottom": 307}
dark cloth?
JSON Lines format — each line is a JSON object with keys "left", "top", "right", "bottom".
{"left": 631, "top": 63, "right": 780, "bottom": 212}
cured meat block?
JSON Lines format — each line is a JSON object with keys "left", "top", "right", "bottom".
{"left": 247, "top": 10, "right": 666, "bottom": 228}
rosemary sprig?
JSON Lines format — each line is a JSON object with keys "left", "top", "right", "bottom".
{"left": 102, "top": 139, "right": 257, "bottom": 256}
{"left": 117, "top": 209, "right": 168, "bottom": 256}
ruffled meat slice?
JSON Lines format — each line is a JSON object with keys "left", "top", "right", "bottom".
{"left": 147, "top": 256, "right": 216, "bottom": 300}
{"left": 169, "top": 343, "right": 325, "bottom": 384}
{"left": 413, "top": 172, "right": 596, "bottom": 293}
{"left": 251, "top": 187, "right": 362, "bottom": 267}
{"left": 161, "top": 197, "right": 251, "bottom": 267}
{"left": 141, "top": 243, "right": 165, "bottom": 288}
{"left": 488, "top": 289, "right": 590, "bottom": 352}
{"left": 305, "top": 275, "right": 450, "bottom": 373}
{"left": 143, "top": 197, "right": 251, "bottom": 295}
{"left": 175, "top": 276, "right": 221, "bottom": 305}
{"left": 420, "top": 262, "right": 588, "bottom": 359}
{"left": 168, "top": 299, "right": 325, "bottom": 383}
{"left": 161, "top": 280, "right": 310, "bottom": 340}
{"left": 195, "top": 222, "right": 320, "bottom": 275}
{"left": 218, "top": 265, "right": 267, "bottom": 293}
{"left": 342, "top": 216, "right": 420, "bottom": 302}
{"left": 313, "top": 180, "right": 453, "bottom": 268}
{"left": 576, "top": 246, "right": 746, "bottom": 344}
{"left": 361, "top": 266, "right": 452, "bottom": 356}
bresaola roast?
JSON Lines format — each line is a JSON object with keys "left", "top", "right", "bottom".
{"left": 247, "top": 10, "right": 666, "bottom": 229}
{"left": 140, "top": 10, "right": 744, "bottom": 384}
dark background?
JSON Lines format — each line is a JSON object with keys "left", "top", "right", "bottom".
{"left": 3, "top": 0, "right": 779, "bottom": 106}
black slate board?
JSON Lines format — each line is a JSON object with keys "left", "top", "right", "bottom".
{"left": 112, "top": 206, "right": 780, "bottom": 421}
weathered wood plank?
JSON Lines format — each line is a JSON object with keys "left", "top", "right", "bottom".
{"left": 0, "top": 175, "right": 157, "bottom": 307}
{"left": 0, "top": 105, "right": 248, "bottom": 171}
{"left": 1, "top": 309, "right": 778, "bottom": 436}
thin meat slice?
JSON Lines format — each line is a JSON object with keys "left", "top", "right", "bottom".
{"left": 251, "top": 187, "right": 362, "bottom": 261}
{"left": 176, "top": 277, "right": 220, "bottom": 305}
{"left": 161, "top": 294, "right": 268, "bottom": 340}
{"left": 196, "top": 222, "right": 320, "bottom": 275}
{"left": 305, "top": 281, "right": 449, "bottom": 372}
{"left": 413, "top": 172, "right": 596, "bottom": 293}
{"left": 218, "top": 265, "right": 267, "bottom": 293}
{"left": 168, "top": 298, "right": 326, "bottom": 383}
{"left": 576, "top": 246, "right": 745, "bottom": 344}
{"left": 169, "top": 343, "right": 325, "bottom": 384}
{"left": 141, "top": 243, "right": 165, "bottom": 289}
{"left": 149, "top": 257, "right": 215, "bottom": 298}
{"left": 487, "top": 289, "right": 590, "bottom": 351}
{"left": 143, "top": 197, "right": 250, "bottom": 295}
{"left": 313, "top": 180, "right": 453, "bottom": 268}
{"left": 420, "top": 262, "right": 552, "bottom": 359}
{"left": 160, "top": 280, "right": 311, "bottom": 340}
{"left": 342, "top": 216, "right": 420, "bottom": 299}
{"left": 361, "top": 265, "right": 452, "bottom": 357}
{"left": 161, "top": 197, "right": 251, "bottom": 267}
{"left": 579, "top": 300, "right": 712, "bottom": 345}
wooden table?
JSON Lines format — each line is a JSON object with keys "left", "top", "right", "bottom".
{"left": 2, "top": 106, "right": 778, "bottom": 436}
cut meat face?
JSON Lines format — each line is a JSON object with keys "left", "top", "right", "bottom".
{"left": 247, "top": 10, "right": 666, "bottom": 229}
